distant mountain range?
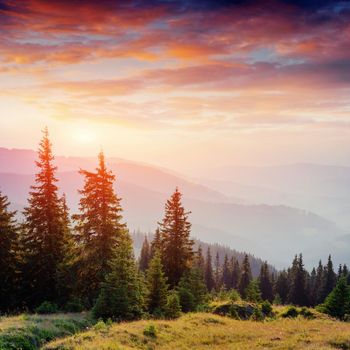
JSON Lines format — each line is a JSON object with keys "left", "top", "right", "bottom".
{"left": 0, "top": 147, "right": 349, "bottom": 269}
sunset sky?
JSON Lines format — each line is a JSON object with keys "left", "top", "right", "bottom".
{"left": 1, "top": 0, "right": 350, "bottom": 174}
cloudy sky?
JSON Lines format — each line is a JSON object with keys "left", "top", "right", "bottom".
{"left": 1, "top": 0, "right": 350, "bottom": 174}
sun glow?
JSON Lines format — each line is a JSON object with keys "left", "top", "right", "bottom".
{"left": 73, "top": 129, "right": 96, "bottom": 144}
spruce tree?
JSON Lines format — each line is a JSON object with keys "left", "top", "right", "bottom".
{"left": 222, "top": 254, "right": 231, "bottom": 289}
{"left": 73, "top": 151, "right": 125, "bottom": 305}
{"left": 288, "top": 254, "right": 308, "bottom": 306}
{"left": 322, "top": 276, "right": 350, "bottom": 319}
{"left": 178, "top": 267, "right": 207, "bottom": 312}
{"left": 322, "top": 255, "right": 337, "bottom": 301}
{"left": 158, "top": 188, "right": 194, "bottom": 287}
{"left": 315, "top": 260, "right": 325, "bottom": 304}
{"left": 204, "top": 247, "right": 215, "bottom": 291}
{"left": 93, "top": 232, "right": 144, "bottom": 321}
{"left": 194, "top": 245, "right": 205, "bottom": 272}
{"left": 214, "top": 251, "right": 221, "bottom": 291}
{"left": 245, "top": 280, "right": 262, "bottom": 302}
{"left": 22, "top": 128, "right": 67, "bottom": 307}
{"left": 139, "top": 236, "right": 150, "bottom": 272}
{"left": 238, "top": 254, "right": 252, "bottom": 298}
{"left": 56, "top": 194, "right": 76, "bottom": 306}
{"left": 275, "top": 270, "right": 289, "bottom": 304}
{"left": 150, "top": 228, "right": 162, "bottom": 259}
{"left": 230, "top": 257, "right": 240, "bottom": 290}
{"left": 0, "top": 191, "right": 19, "bottom": 312}
{"left": 146, "top": 251, "right": 168, "bottom": 315}
{"left": 258, "top": 261, "right": 273, "bottom": 302}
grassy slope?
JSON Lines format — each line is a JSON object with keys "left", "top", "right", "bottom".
{"left": 0, "top": 313, "right": 93, "bottom": 350}
{"left": 44, "top": 313, "right": 350, "bottom": 350}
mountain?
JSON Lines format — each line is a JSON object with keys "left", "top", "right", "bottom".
{"left": 200, "top": 163, "right": 350, "bottom": 230}
{"left": 0, "top": 148, "right": 349, "bottom": 268}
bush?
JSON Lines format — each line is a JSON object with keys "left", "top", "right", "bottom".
{"left": 273, "top": 294, "right": 282, "bottom": 305}
{"left": 229, "top": 289, "right": 241, "bottom": 303}
{"left": 178, "top": 287, "right": 196, "bottom": 312}
{"left": 299, "top": 307, "right": 315, "bottom": 319}
{"left": 261, "top": 300, "right": 273, "bottom": 316}
{"left": 64, "top": 297, "right": 85, "bottom": 313}
{"left": 281, "top": 306, "right": 299, "bottom": 318}
{"left": 165, "top": 291, "right": 181, "bottom": 319}
{"left": 35, "top": 301, "right": 58, "bottom": 314}
{"left": 251, "top": 308, "right": 264, "bottom": 321}
{"left": 143, "top": 324, "right": 157, "bottom": 338}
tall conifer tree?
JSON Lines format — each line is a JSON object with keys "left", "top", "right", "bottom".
{"left": 222, "top": 254, "right": 231, "bottom": 289}
{"left": 204, "top": 247, "right": 215, "bottom": 292}
{"left": 258, "top": 261, "right": 273, "bottom": 302}
{"left": 238, "top": 254, "right": 252, "bottom": 298}
{"left": 22, "top": 128, "right": 67, "bottom": 307}
{"left": 93, "top": 232, "right": 144, "bottom": 320}
{"left": 158, "top": 188, "right": 194, "bottom": 287}
{"left": 139, "top": 236, "right": 150, "bottom": 272}
{"left": 146, "top": 251, "right": 168, "bottom": 315}
{"left": 0, "top": 191, "right": 19, "bottom": 312}
{"left": 73, "top": 151, "right": 125, "bottom": 304}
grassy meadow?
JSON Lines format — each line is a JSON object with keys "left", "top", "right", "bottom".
{"left": 0, "top": 313, "right": 93, "bottom": 350}
{"left": 43, "top": 312, "right": 350, "bottom": 350}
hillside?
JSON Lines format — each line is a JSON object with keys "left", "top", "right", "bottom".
{"left": 43, "top": 313, "right": 350, "bottom": 350}
{"left": 0, "top": 148, "right": 349, "bottom": 268}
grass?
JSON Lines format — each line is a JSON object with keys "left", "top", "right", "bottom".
{"left": 43, "top": 312, "right": 350, "bottom": 350}
{"left": 0, "top": 313, "right": 93, "bottom": 350}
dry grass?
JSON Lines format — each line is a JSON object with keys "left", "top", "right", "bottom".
{"left": 44, "top": 312, "right": 350, "bottom": 350}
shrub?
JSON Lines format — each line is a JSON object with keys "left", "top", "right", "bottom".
{"left": 251, "top": 308, "right": 264, "bottom": 321}
{"left": 229, "top": 289, "right": 240, "bottom": 303}
{"left": 261, "top": 300, "right": 273, "bottom": 316}
{"left": 64, "top": 297, "right": 85, "bottom": 313}
{"left": 273, "top": 294, "right": 282, "bottom": 305}
{"left": 143, "top": 324, "right": 157, "bottom": 338}
{"left": 299, "top": 307, "right": 315, "bottom": 319}
{"left": 281, "top": 306, "right": 299, "bottom": 318}
{"left": 35, "top": 301, "right": 58, "bottom": 314}
{"left": 164, "top": 291, "right": 181, "bottom": 319}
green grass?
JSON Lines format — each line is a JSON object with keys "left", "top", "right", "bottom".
{"left": 0, "top": 313, "right": 93, "bottom": 350}
{"left": 43, "top": 312, "right": 350, "bottom": 350}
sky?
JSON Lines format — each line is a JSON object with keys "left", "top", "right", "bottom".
{"left": 0, "top": 0, "right": 350, "bottom": 175}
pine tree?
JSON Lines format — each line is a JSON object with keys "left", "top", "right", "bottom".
{"left": 230, "top": 257, "right": 240, "bottom": 290}
{"left": 139, "top": 236, "right": 150, "bottom": 272}
{"left": 238, "top": 254, "right": 252, "bottom": 298}
{"left": 258, "top": 261, "right": 273, "bottom": 302}
{"left": 222, "top": 254, "right": 231, "bottom": 289}
{"left": 275, "top": 270, "right": 289, "bottom": 304}
{"left": 178, "top": 267, "right": 207, "bottom": 312}
{"left": 288, "top": 254, "right": 308, "bottom": 306}
{"left": 214, "top": 251, "right": 221, "bottom": 291}
{"left": 315, "top": 260, "right": 325, "bottom": 304}
{"left": 322, "top": 255, "right": 337, "bottom": 301}
{"left": 56, "top": 194, "right": 76, "bottom": 306}
{"left": 309, "top": 267, "right": 317, "bottom": 306}
{"left": 150, "top": 228, "right": 162, "bottom": 259}
{"left": 204, "top": 247, "right": 215, "bottom": 291}
{"left": 194, "top": 245, "right": 205, "bottom": 272}
{"left": 0, "top": 191, "right": 19, "bottom": 312}
{"left": 73, "top": 151, "right": 125, "bottom": 305}
{"left": 22, "top": 128, "right": 68, "bottom": 307}
{"left": 245, "top": 280, "right": 262, "bottom": 302}
{"left": 321, "top": 276, "right": 350, "bottom": 319}
{"left": 146, "top": 251, "right": 168, "bottom": 315}
{"left": 93, "top": 232, "right": 144, "bottom": 321}
{"left": 158, "top": 188, "right": 194, "bottom": 287}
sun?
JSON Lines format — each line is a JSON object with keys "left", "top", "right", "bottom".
{"left": 73, "top": 129, "right": 96, "bottom": 144}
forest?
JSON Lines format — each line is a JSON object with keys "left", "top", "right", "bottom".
{"left": 1, "top": 128, "right": 349, "bottom": 326}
